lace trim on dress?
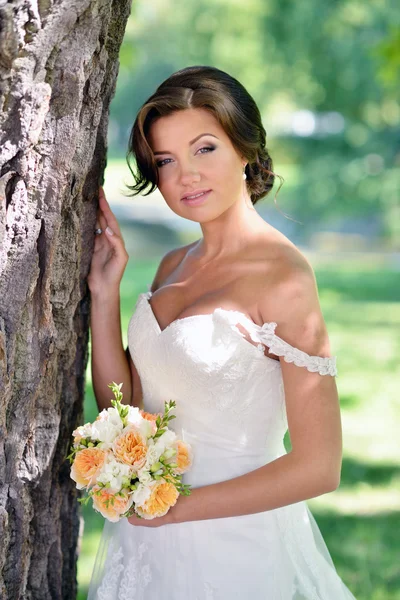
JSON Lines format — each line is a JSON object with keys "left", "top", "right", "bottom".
{"left": 254, "top": 323, "right": 337, "bottom": 377}
{"left": 216, "top": 310, "right": 338, "bottom": 377}
{"left": 95, "top": 539, "right": 152, "bottom": 600}
{"left": 142, "top": 287, "right": 338, "bottom": 378}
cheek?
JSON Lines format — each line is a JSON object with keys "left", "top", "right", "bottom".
{"left": 157, "top": 173, "right": 182, "bottom": 211}
{"left": 157, "top": 170, "right": 173, "bottom": 195}
{"left": 217, "top": 156, "right": 241, "bottom": 188}
{"left": 213, "top": 152, "right": 241, "bottom": 185}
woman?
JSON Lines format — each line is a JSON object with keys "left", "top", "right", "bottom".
{"left": 87, "top": 65, "right": 356, "bottom": 599}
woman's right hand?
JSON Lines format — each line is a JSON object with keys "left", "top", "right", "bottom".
{"left": 88, "top": 186, "right": 129, "bottom": 295}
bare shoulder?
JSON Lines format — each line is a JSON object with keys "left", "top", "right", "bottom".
{"left": 269, "top": 242, "right": 317, "bottom": 302}
{"left": 149, "top": 240, "right": 199, "bottom": 292}
{"left": 246, "top": 229, "right": 316, "bottom": 296}
{"left": 256, "top": 237, "right": 332, "bottom": 357}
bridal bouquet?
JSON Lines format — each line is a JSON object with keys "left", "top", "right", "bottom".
{"left": 68, "top": 382, "right": 192, "bottom": 522}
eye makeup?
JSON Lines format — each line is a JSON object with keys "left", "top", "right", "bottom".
{"left": 156, "top": 145, "right": 216, "bottom": 168}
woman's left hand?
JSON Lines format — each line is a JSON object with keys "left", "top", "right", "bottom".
{"left": 127, "top": 490, "right": 192, "bottom": 527}
{"left": 127, "top": 511, "right": 174, "bottom": 528}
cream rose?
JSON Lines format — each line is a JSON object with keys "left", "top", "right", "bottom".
{"left": 135, "top": 480, "right": 179, "bottom": 520}
{"left": 112, "top": 425, "right": 148, "bottom": 471}
{"left": 92, "top": 487, "right": 134, "bottom": 522}
{"left": 70, "top": 447, "right": 107, "bottom": 489}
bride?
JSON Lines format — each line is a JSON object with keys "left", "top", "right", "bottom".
{"left": 87, "top": 65, "right": 356, "bottom": 599}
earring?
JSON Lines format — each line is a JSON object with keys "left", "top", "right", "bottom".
{"left": 243, "top": 165, "right": 247, "bottom": 180}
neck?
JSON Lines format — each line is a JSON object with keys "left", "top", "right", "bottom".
{"left": 193, "top": 193, "right": 267, "bottom": 261}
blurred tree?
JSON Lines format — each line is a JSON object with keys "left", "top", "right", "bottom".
{"left": 111, "top": 0, "right": 399, "bottom": 247}
{"left": 257, "top": 0, "right": 400, "bottom": 244}
{"left": 374, "top": 24, "right": 400, "bottom": 88}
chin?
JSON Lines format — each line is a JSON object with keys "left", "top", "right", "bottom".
{"left": 189, "top": 209, "right": 228, "bottom": 225}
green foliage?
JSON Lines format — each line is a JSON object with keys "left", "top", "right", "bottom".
{"left": 108, "top": 381, "right": 130, "bottom": 426}
{"left": 109, "top": 0, "right": 399, "bottom": 247}
{"left": 373, "top": 25, "right": 400, "bottom": 87}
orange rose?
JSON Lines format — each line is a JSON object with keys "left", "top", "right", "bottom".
{"left": 71, "top": 447, "right": 106, "bottom": 489}
{"left": 135, "top": 480, "right": 179, "bottom": 519}
{"left": 113, "top": 426, "right": 148, "bottom": 470}
{"left": 92, "top": 486, "right": 134, "bottom": 522}
{"left": 138, "top": 410, "right": 159, "bottom": 436}
{"left": 140, "top": 410, "right": 160, "bottom": 422}
{"left": 172, "top": 440, "right": 193, "bottom": 474}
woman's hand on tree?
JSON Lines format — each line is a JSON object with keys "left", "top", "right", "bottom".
{"left": 88, "top": 186, "right": 129, "bottom": 295}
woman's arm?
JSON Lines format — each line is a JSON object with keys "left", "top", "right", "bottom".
{"left": 169, "top": 258, "right": 342, "bottom": 524}
{"left": 89, "top": 187, "right": 131, "bottom": 411}
{"left": 90, "top": 289, "right": 132, "bottom": 411}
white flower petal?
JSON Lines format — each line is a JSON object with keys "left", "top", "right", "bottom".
{"left": 132, "top": 483, "right": 151, "bottom": 506}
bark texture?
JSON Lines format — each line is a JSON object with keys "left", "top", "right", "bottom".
{"left": 0, "top": 1, "right": 132, "bottom": 598}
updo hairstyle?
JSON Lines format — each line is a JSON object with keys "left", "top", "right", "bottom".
{"left": 126, "top": 65, "right": 281, "bottom": 205}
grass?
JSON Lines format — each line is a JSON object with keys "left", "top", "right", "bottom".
{"left": 76, "top": 256, "right": 400, "bottom": 600}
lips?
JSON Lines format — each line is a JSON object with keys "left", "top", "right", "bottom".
{"left": 181, "top": 189, "right": 212, "bottom": 206}
{"left": 181, "top": 189, "right": 212, "bottom": 201}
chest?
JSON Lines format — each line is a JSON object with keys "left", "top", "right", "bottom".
{"left": 152, "top": 257, "right": 282, "bottom": 362}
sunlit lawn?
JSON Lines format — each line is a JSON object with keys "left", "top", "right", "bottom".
{"left": 77, "top": 257, "right": 400, "bottom": 600}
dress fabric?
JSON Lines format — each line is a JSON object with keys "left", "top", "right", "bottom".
{"left": 87, "top": 290, "right": 356, "bottom": 600}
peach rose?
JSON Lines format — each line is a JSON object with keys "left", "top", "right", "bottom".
{"left": 135, "top": 480, "right": 179, "bottom": 519}
{"left": 171, "top": 440, "right": 193, "bottom": 474}
{"left": 91, "top": 486, "right": 134, "bottom": 522}
{"left": 113, "top": 426, "right": 148, "bottom": 470}
{"left": 140, "top": 410, "right": 161, "bottom": 422}
{"left": 138, "top": 410, "right": 159, "bottom": 437}
{"left": 70, "top": 447, "right": 106, "bottom": 489}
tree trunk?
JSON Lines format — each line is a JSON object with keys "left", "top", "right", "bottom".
{"left": 0, "top": 1, "right": 132, "bottom": 598}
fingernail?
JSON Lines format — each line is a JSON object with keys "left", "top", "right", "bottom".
{"left": 105, "top": 226, "right": 114, "bottom": 236}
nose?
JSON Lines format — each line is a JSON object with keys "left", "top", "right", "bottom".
{"left": 179, "top": 160, "right": 201, "bottom": 186}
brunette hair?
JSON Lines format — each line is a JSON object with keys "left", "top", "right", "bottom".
{"left": 125, "top": 65, "right": 283, "bottom": 206}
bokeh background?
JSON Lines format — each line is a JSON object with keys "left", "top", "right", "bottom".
{"left": 77, "top": 1, "right": 400, "bottom": 598}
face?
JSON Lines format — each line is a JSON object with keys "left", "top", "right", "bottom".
{"left": 147, "top": 108, "right": 247, "bottom": 222}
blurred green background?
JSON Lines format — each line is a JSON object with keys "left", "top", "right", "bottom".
{"left": 77, "top": 0, "right": 400, "bottom": 598}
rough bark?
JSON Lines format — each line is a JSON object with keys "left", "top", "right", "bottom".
{"left": 0, "top": 1, "right": 132, "bottom": 598}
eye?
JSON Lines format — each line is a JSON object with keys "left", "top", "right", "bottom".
{"left": 156, "top": 146, "right": 215, "bottom": 168}
{"left": 156, "top": 158, "right": 173, "bottom": 168}
{"left": 197, "top": 145, "right": 215, "bottom": 155}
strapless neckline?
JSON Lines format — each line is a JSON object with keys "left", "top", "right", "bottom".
{"left": 136, "top": 291, "right": 338, "bottom": 376}
{"left": 141, "top": 290, "right": 278, "bottom": 337}
{"left": 139, "top": 291, "right": 283, "bottom": 364}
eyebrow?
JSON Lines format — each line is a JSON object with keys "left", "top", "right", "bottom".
{"left": 153, "top": 133, "right": 219, "bottom": 156}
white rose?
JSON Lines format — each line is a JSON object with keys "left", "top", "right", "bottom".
{"left": 96, "top": 441, "right": 113, "bottom": 451}
{"left": 91, "top": 418, "right": 123, "bottom": 445}
{"left": 72, "top": 422, "right": 93, "bottom": 442}
{"left": 126, "top": 406, "right": 142, "bottom": 426}
{"left": 96, "top": 409, "right": 108, "bottom": 422}
{"left": 107, "top": 407, "right": 124, "bottom": 428}
{"left": 137, "top": 469, "right": 152, "bottom": 485}
{"left": 138, "top": 418, "right": 156, "bottom": 439}
{"left": 97, "top": 457, "right": 133, "bottom": 492}
{"left": 144, "top": 444, "right": 161, "bottom": 469}
{"left": 95, "top": 407, "right": 123, "bottom": 427}
{"left": 154, "top": 430, "right": 177, "bottom": 456}
{"left": 132, "top": 483, "right": 151, "bottom": 507}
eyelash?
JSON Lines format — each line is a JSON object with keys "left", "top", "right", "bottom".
{"left": 156, "top": 146, "right": 215, "bottom": 168}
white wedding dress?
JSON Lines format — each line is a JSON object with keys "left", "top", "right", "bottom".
{"left": 87, "top": 289, "right": 356, "bottom": 600}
